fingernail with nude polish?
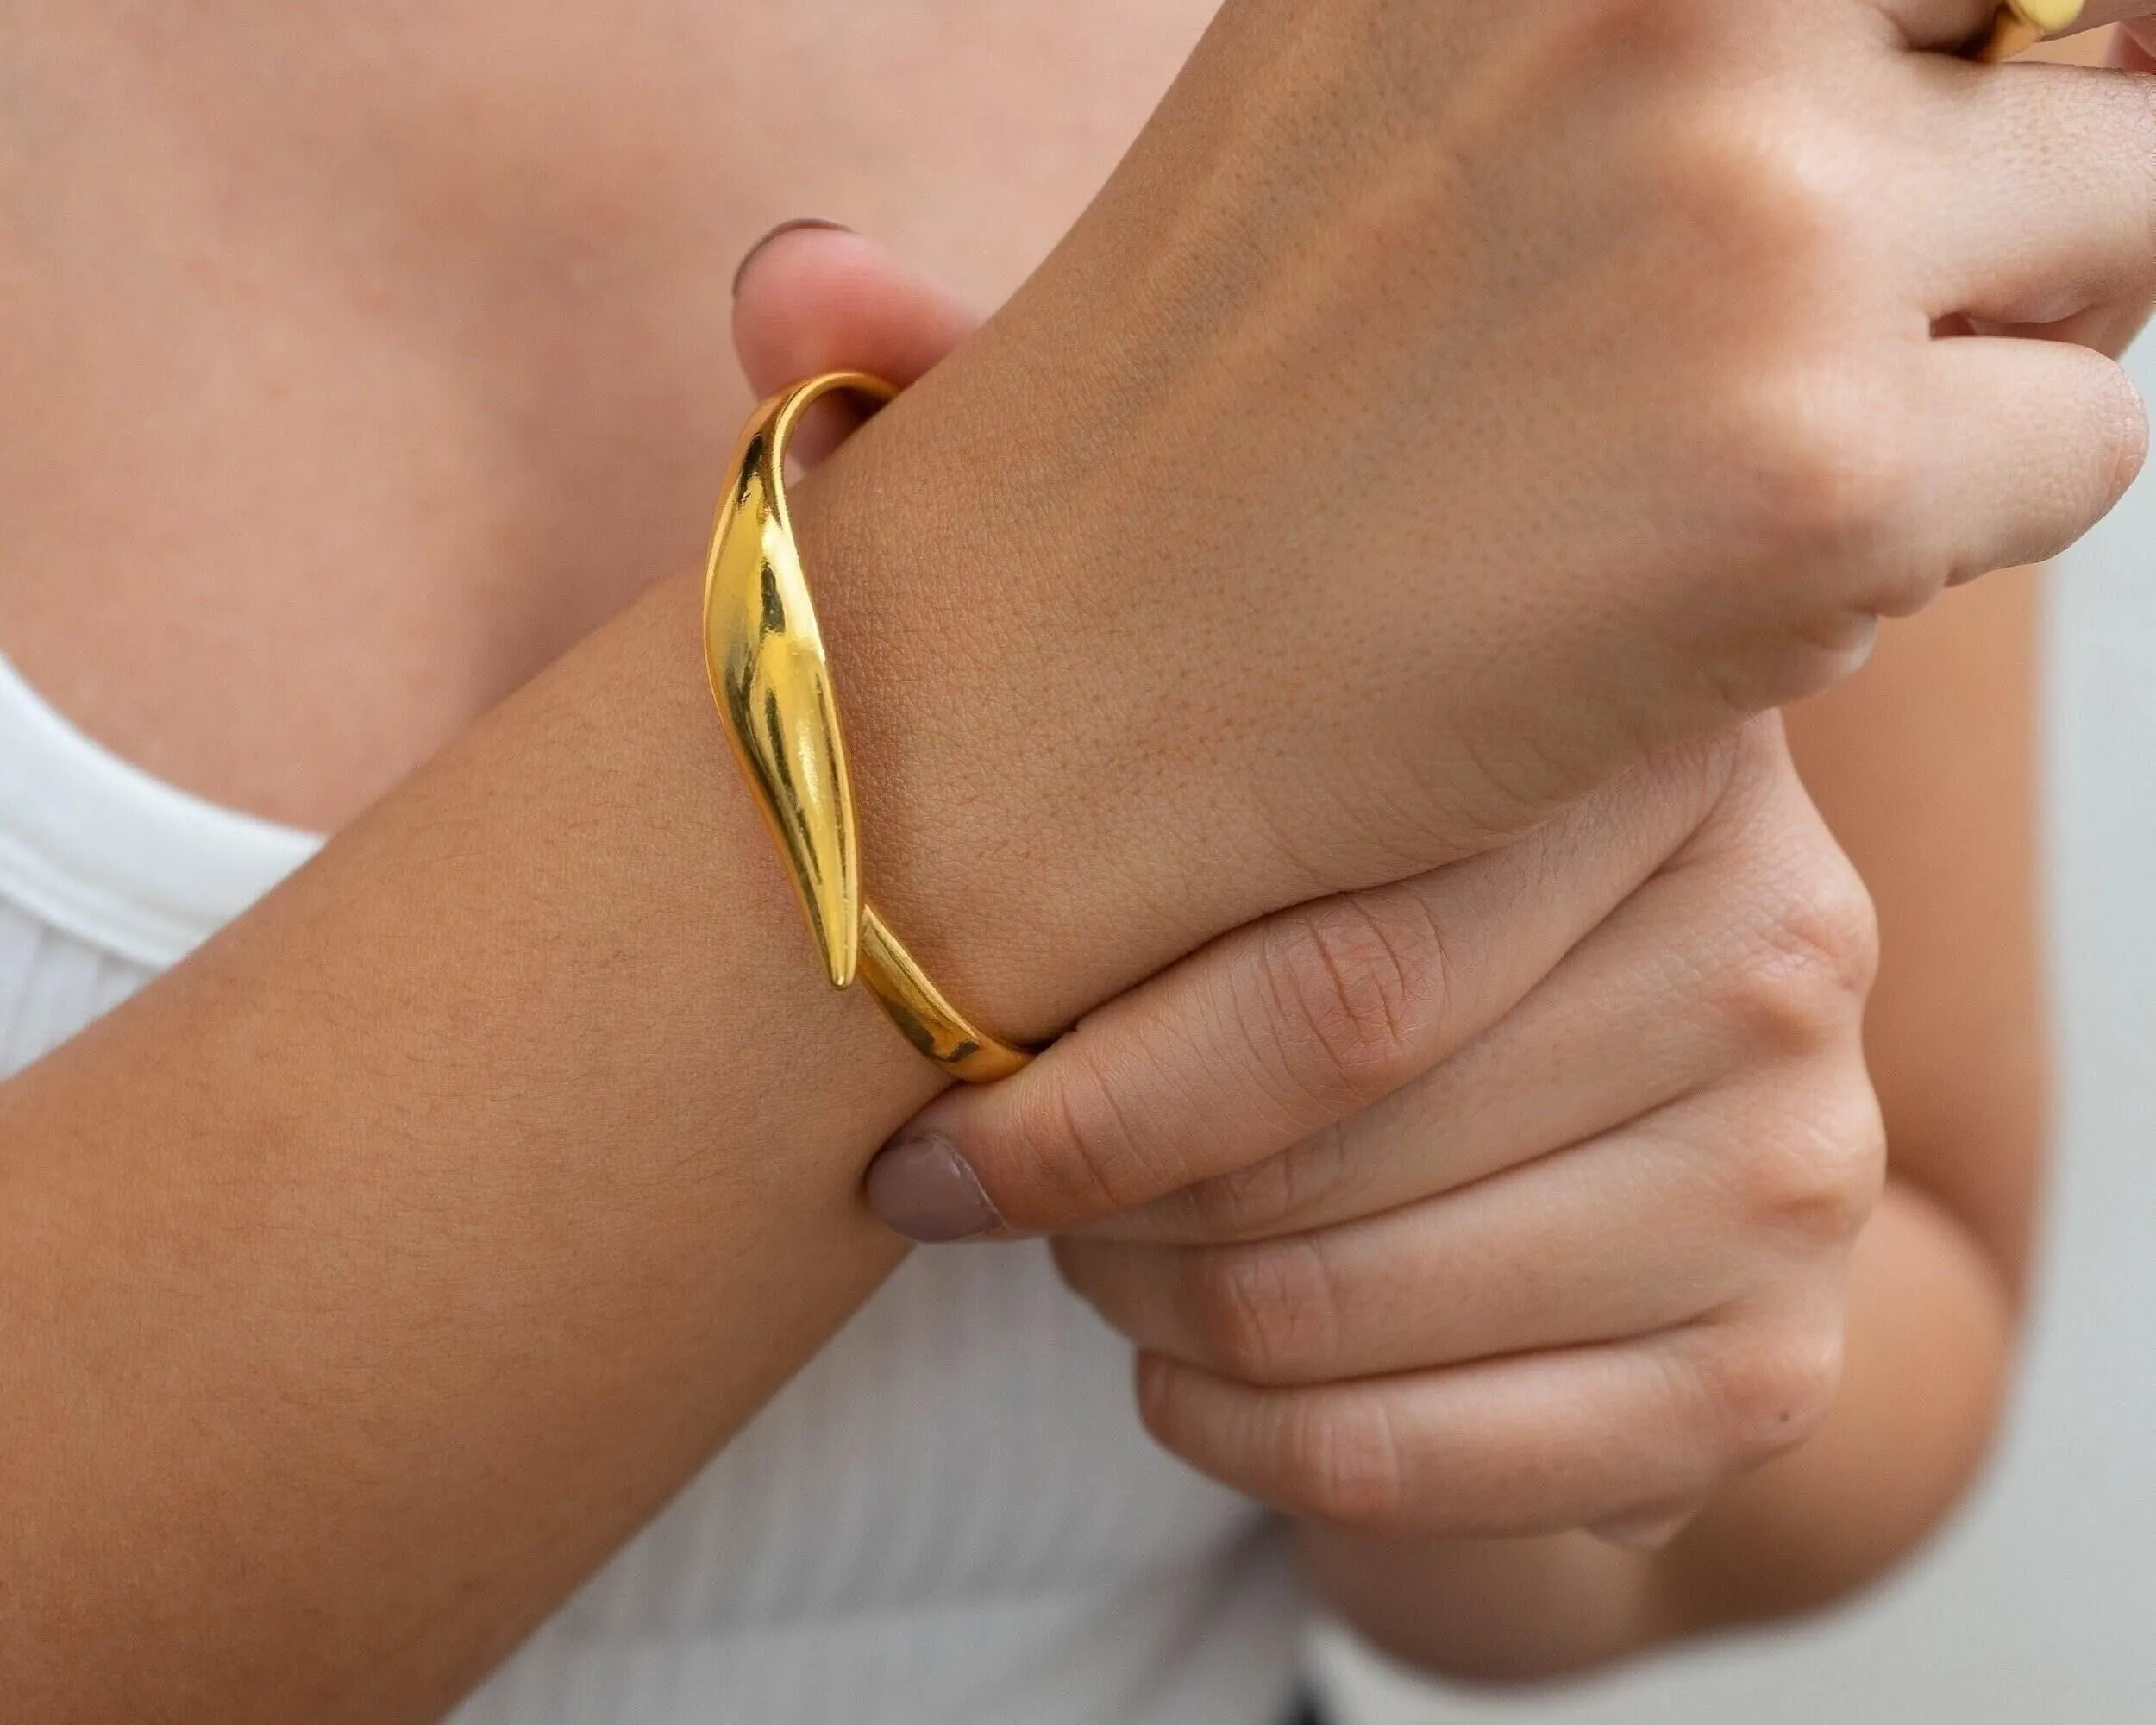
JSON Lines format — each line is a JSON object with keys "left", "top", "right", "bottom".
{"left": 731, "top": 217, "right": 854, "bottom": 298}
{"left": 866, "top": 1134, "right": 1002, "bottom": 1244}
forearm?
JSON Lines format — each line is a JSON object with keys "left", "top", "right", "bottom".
{"left": 0, "top": 574, "right": 933, "bottom": 1719}
{"left": 0, "top": 510, "right": 1260, "bottom": 1720}
{"left": 1299, "top": 1176, "right": 2018, "bottom": 1682}
{"left": 0, "top": 218, "right": 1611, "bottom": 1714}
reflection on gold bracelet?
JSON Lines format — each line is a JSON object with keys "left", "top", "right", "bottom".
{"left": 702, "top": 371, "right": 1033, "bottom": 1084}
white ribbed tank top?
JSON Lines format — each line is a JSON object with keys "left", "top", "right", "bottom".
{"left": 0, "top": 649, "right": 1304, "bottom": 1723}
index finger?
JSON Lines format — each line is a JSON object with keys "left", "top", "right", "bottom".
{"left": 864, "top": 731, "right": 1758, "bottom": 1242}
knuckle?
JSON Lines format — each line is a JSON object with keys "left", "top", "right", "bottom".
{"left": 1718, "top": 365, "right": 1920, "bottom": 566}
{"left": 1777, "top": 845, "right": 1878, "bottom": 1009}
{"left": 1718, "top": 845, "right": 1880, "bottom": 1057}
{"left": 1187, "top": 1236, "right": 1341, "bottom": 1383}
{"left": 1252, "top": 894, "right": 1449, "bottom": 1110}
{"left": 1656, "top": 96, "right": 1851, "bottom": 293}
{"left": 1278, "top": 1389, "right": 1409, "bottom": 1527}
{"left": 1733, "top": 1082, "right": 1889, "bottom": 1246}
{"left": 1178, "top": 1121, "right": 1357, "bottom": 1241}
{"left": 1637, "top": 99, "right": 1933, "bottom": 619}
{"left": 1178, "top": 1154, "right": 1300, "bottom": 1239}
{"left": 1651, "top": 110, "right": 1918, "bottom": 566}
{"left": 1690, "top": 1322, "right": 1846, "bottom": 1464}
{"left": 1008, "top": 1035, "right": 1171, "bottom": 1226}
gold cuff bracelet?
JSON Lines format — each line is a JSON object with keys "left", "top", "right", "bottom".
{"left": 702, "top": 370, "right": 1033, "bottom": 1084}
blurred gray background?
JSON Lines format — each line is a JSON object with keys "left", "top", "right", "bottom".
{"left": 1314, "top": 339, "right": 2156, "bottom": 1724}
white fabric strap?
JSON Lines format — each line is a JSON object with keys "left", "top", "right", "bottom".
{"left": 0, "top": 650, "right": 320, "bottom": 968}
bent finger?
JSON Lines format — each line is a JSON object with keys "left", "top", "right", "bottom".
{"left": 1055, "top": 1056, "right": 1880, "bottom": 1388}
{"left": 1093, "top": 719, "right": 1870, "bottom": 1245}
{"left": 1864, "top": 335, "right": 2144, "bottom": 615}
{"left": 1135, "top": 1318, "right": 1845, "bottom": 1539}
{"left": 866, "top": 734, "right": 1747, "bottom": 1241}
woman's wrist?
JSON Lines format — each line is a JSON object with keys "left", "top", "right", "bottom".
{"left": 0, "top": 565, "right": 961, "bottom": 1716}
{"left": 738, "top": 0, "right": 2156, "bottom": 1058}
{"left": 781, "top": 362, "right": 1313, "bottom": 1045}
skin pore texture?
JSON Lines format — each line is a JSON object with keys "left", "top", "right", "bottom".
{"left": 0, "top": 0, "right": 1219, "bottom": 832}
{"left": 0, "top": 1, "right": 2133, "bottom": 1717}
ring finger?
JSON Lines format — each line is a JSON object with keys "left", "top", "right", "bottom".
{"left": 1057, "top": 1059, "right": 1877, "bottom": 1387}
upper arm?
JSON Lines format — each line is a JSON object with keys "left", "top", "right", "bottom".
{"left": 1783, "top": 568, "right": 2046, "bottom": 1293}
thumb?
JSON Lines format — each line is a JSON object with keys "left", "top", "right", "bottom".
{"left": 731, "top": 220, "right": 984, "bottom": 411}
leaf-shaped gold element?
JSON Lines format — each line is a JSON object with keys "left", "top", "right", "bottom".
{"left": 700, "top": 371, "right": 1035, "bottom": 1081}
{"left": 703, "top": 377, "right": 892, "bottom": 988}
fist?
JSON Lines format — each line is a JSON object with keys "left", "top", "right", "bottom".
{"left": 887, "top": 718, "right": 1882, "bottom": 1540}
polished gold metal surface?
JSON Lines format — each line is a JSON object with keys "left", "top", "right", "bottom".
{"left": 1971, "top": 0, "right": 2084, "bottom": 60}
{"left": 703, "top": 372, "right": 1034, "bottom": 1082}
{"left": 705, "top": 373, "right": 875, "bottom": 988}
{"left": 860, "top": 913, "right": 1033, "bottom": 1084}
